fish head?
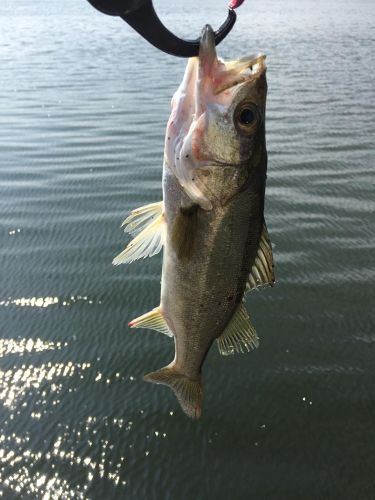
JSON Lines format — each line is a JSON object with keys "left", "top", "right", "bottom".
{"left": 165, "top": 25, "right": 267, "bottom": 210}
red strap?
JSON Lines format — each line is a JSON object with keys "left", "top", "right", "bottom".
{"left": 229, "top": 0, "right": 245, "bottom": 8}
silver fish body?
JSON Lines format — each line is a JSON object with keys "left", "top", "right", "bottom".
{"left": 161, "top": 150, "right": 266, "bottom": 369}
{"left": 114, "top": 25, "right": 274, "bottom": 418}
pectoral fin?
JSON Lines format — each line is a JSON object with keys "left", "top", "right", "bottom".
{"left": 171, "top": 204, "right": 199, "bottom": 260}
{"left": 121, "top": 201, "right": 163, "bottom": 236}
{"left": 128, "top": 307, "right": 173, "bottom": 338}
{"left": 246, "top": 222, "right": 275, "bottom": 291}
{"left": 113, "top": 212, "right": 165, "bottom": 265}
{"left": 217, "top": 302, "right": 259, "bottom": 355}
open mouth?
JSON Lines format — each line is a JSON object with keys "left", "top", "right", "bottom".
{"left": 213, "top": 54, "right": 267, "bottom": 95}
{"left": 197, "top": 24, "right": 266, "bottom": 99}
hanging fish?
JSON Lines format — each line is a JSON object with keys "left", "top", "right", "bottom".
{"left": 113, "top": 25, "right": 274, "bottom": 419}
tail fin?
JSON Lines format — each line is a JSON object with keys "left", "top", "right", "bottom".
{"left": 143, "top": 366, "right": 202, "bottom": 419}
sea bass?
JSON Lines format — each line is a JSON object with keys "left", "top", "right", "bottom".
{"left": 113, "top": 25, "right": 274, "bottom": 419}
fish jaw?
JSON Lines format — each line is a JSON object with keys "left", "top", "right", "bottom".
{"left": 164, "top": 24, "right": 267, "bottom": 210}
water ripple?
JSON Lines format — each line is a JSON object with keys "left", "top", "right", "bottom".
{"left": 1, "top": 0, "right": 374, "bottom": 497}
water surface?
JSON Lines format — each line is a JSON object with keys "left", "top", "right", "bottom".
{"left": 0, "top": 0, "right": 374, "bottom": 498}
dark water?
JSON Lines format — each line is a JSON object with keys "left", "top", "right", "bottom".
{"left": 1, "top": 0, "right": 374, "bottom": 497}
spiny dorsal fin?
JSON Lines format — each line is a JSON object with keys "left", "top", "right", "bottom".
{"left": 113, "top": 212, "right": 165, "bottom": 265}
{"left": 128, "top": 307, "right": 173, "bottom": 338}
{"left": 246, "top": 223, "right": 275, "bottom": 292}
{"left": 217, "top": 302, "right": 259, "bottom": 355}
{"left": 121, "top": 201, "right": 163, "bottom": 236}
{"left": 170, "top": 204, "right": 199, "bottom": 260}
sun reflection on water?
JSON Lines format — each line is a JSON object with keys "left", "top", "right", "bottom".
{"left": 0, "top": 295, "right": 102, "bottom": 308}
{"left": 0, "top": 332, "right": 135, "bottom": 497}
{"left": 0, "top": 348, "right": 92, "bottom": 497}
{"left": 0, "top": 338, "right": 67, "bottom": 358}
{"left": 0, "top": 360, "right": 91, "bottom": 410}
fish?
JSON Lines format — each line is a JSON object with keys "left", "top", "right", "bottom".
{"left": 113, "top": 25, "right": 274, "bottom": 419}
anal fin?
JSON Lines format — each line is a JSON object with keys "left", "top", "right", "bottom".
{"left": 128, "top": 307, "right": 173, "bottom": 338}
{"left": 246, "top": 222, "right": 275, "bottom": 291}
{"left": 217, "top": 302, "right": 259, "bottom": 355}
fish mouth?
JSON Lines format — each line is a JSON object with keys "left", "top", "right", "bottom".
{"left": 198, "top": 24, "right": 266, "bottom": 100}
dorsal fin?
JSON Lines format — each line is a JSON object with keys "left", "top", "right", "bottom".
{"left": 128, "top": 307, "right": 173, "bottom": 337}
{"left": 113, "top": 212, "right": 165, "bottom": 265}
{"left": 121, "top": 201, "right": 163, "bottom": 236}
{"left": 246, "top": 223, "right": 275, "bottom": 292}
{"left": 217, "top": 302, "right": 259, "bottom": 355}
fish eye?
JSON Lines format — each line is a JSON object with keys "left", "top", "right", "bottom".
{"left": 235, "top": 102, "right": 259, "bottom": 133}
{"left": 240, "top": 108, "right": 256, "bottom": 125}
